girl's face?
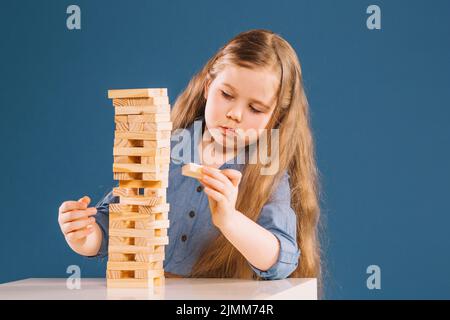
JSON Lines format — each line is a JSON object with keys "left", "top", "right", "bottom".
{"left": 203, "top": 64, "right": 279, "bottom": 148}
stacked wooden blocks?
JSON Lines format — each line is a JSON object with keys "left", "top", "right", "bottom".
{"left": 106, "top": 88, "right": 171, "bottom": 289}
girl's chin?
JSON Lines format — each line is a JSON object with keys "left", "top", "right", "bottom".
{"left": 211, "top": 133, "right": 236, "bottom": 149}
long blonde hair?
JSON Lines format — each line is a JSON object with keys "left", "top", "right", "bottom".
{"left": 171, "top": 29, "right": 322, "bottom": 284}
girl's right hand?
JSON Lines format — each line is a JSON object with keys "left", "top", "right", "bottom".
{"left": 58, "top": 196, "right": 97, "bottom": 244}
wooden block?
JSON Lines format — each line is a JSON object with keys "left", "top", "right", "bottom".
{"left": 114, "top": 172, "right": 169, "bottom": 183}
{"left": 106, "top": 270, "right": 123, "bottom": 279}
{"left": 109, "top": 211, "right": 169, "bottom": 222}
{"left": 138, "top": 203, "right": 170, "bottom": 214}
{"left": 110, "top": 204, "right": 168, "bottom": 215}
{"left": 113, "top": 139, "right": 132, "bottom": 148}
{"left": 143, "top": 140, "right": 171, "bottom": 149}
{"left": 113, "top": 172, "right": 142, "bottom": 180}
{"left": 119, "top": 180, "right": 166, "bottom": 189}
{"left": 113, "top": 187, "right": 166, "bottom": 198}
{"left": 115, "top": 122, "right": 129, "bottom": 132}
{"left": 109, "top": 204, "right": 171, "bottom": 215}
{"left": 109, "top": 220, "right": 134, "bottom": 230}
{"left": 154, "top": 212, "right": 169, "bottom": 220}
{"left": 108, "top": 244, "right": 154, "bottom": 254}
{"left": 133, "top": 219, "right": 169, "bottom": 230}
{"left": 115, "top": 106, "right": 170, "bottom": 115}
{"left": 113, "top": 156, "right": 141, "bottom": 164}
{"left": 113, "top": 147, "right": 169, "bottom": 157}
{"left": 108, "top": 88, "right": 167, "bottom": 99}
{"left": 143, "top": 188, "right": 166, "bottom": 197}
{"left": 115, "top": 131, "right": 171, "bottom": 141}
{"left": 113, "top": 162, "right": 169, "bottom": 173}
{"left": 109, "top": 229, "right": 169, "bottom": 243}
{"left": 110, "top": 212, "right": 155, "bottom": 221}
{"left": 113, "top": 139, "right": 145, "bottom": 148}
{"left": 119, "top": 195, "right": 165, "bottom": 206}
{"left": 114, "top": 139, "right": 170, "bottom": 149}
{"left": 135, "top": 252, "right": 165, "bottom": 263}
{"left": 135, "top": 264, "right": 165, "bottom": 279}
{"left": 112, "top": 187, "right": 138, "bottom": 197}
{"left": 114, "top": 115, "right": 128, "bottom": 123}
{"left": 127, "top": 114, "right": 171, "bottom": 123}
{"left": 107, "top": 261, "right": 164, "bottom": 272}
{"left": 106, "top": 270, "right": 135, "bottom": 279}
{"left": 106, "top": 277, "right": 164, "bottom": 288}
{"left": 108, "top": 203, "right": 170, "bottom": 214}
{"left": 128, "top": 122, "right": 173, "bottom": 132}
{"left": 109, "top": 236, "right": 134, "bottom": 246}
{"left": 108, "top": 253, "right": 135, "bottom": 262}
{"left": 140, "top": 158, "right": 169, "bottom": 167}
{"left": 135, "top": 223, "right": 169, "bottom": 238}
{"left": 114, "top": 113, "right": 172, "bottom": 125}
{"left": 112, "top": 96, "right": 169, "bottom": 106}
{"left": 181, "top": 163, "right": 219, "bottom": 179}
{"left": 109, "top": 203, "right": 139, "bottom": 213}
{"left": 141, "top": 172, "right": 169, "bottom": 181}
{"left": 109, "top": 245, "right": 165, "bottom": 255}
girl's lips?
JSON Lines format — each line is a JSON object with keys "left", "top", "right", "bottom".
{"left": 219, "top": 126, "right": 236, "bottom": 136}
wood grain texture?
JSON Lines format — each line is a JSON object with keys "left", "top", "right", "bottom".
{"left": 108, "top": 88, "right": 167, "bottom": 99}
{"left": 106, "top": 277, "right": 165, "bottom": 288}
{"left": 113, "top": 147, "right": 170, "bottom": 157}
{"left": 115, "top": 106, "right": 170, "bottom": 115}
{"left": 112, "top": 96, "right": 169, "bottom": 106}
{"left": 114, "top": 130, "right": 171, "bottom": 141}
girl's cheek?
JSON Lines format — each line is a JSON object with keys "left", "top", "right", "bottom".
{"left": 210, "top": 98, "right": 227, "bottom": 119}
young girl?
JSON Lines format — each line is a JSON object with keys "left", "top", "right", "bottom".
{"left": 57, "top": 29, "right": 321, "bottom": 281}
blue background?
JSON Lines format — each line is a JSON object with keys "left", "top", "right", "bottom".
{"left": 0, "top": 0, "right": 449, "bottom": 299}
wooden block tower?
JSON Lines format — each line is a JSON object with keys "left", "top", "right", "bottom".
{"left": 106, "top": 88, "right": 171, "bottom": 289}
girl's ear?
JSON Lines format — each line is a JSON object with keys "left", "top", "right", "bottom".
{"left": 203, "top": 79, "right": 210, "bottom": 100}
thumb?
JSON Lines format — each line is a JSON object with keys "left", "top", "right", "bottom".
{"left": 221, "top": 169, "right": 242, "bottom": 187}
{"left": 78, "top": 195, "right": 91, "bottom": 207}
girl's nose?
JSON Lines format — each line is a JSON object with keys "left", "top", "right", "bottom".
{"left": 226, "top": 105, "right": 242, "bottom": 123}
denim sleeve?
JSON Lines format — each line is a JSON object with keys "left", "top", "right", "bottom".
{"left": 248, "top": 171, "right": 301, "bottom": 280}
{"left": 85, "top": 189, "right": 119, "bottom": 259}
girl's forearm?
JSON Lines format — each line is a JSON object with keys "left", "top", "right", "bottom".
{"left": 67, "top": 223, "right": 103, "bottom": 257}
{"left": 218, "top": 210, "right": 280, "bottom": 271}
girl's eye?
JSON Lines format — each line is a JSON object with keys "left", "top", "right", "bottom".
{"left": 221, "top": 90, "right": 233, "bottom": 100}
{"left": 249, "top": 105, "right": 262, "bottom": 113}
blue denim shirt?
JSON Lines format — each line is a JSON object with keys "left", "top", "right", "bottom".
{"left": 90, "top": 119, "right": 300, "bottom": 280}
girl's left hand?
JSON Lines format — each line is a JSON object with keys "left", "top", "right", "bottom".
{"left": 199, "top": 166, "right": 242, "bottom": 230}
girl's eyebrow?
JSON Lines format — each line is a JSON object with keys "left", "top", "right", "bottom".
{"left": 222, "top": 82, "right": 272, "bottom": 111}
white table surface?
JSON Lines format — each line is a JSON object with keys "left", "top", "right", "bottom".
{"left": 0, "top": 278, "right": 317, "bottom": 300}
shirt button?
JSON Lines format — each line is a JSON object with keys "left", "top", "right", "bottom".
{"left": 196, "top": 185, "right": 203, "bottom": 192}
{"left": 181, "top": 234, "right": 188, "bottom": 242}
{"left": 189, "top": 210, "right": 195, "bottom": 218}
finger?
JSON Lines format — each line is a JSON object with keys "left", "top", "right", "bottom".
{"left": 62, "top": 217, "right": 96, "bottom": 234}
{"left": 65, "top": 225, "right": 95, "bottom": 241}
{"left": 201, "top": 166, "right": 233, "bottom": 189}
{"left": 221, "top": 169, "right": 242, "bottom": 187}
{"left": 201, "top": 175, "right": 227, "bottom": 194}
{"left": 204, "top": 186, "right": 226, "bottom": 203}
{"left": 78, "top": 196, "right": 91, "bottom": 206}
{"left": 59, "top": 200, "right": 88, "bottom": 213}
{"left": 59, "top": 208, "right": 97, "bottom": 224}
